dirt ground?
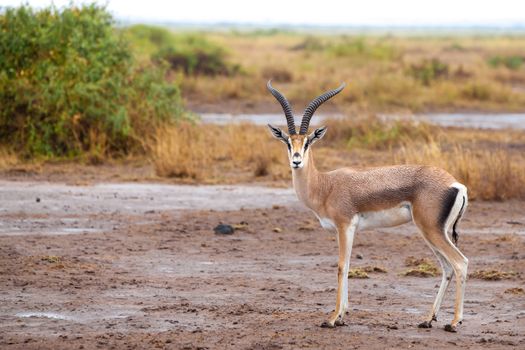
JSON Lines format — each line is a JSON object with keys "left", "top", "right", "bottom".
{"left": 0, "top": 180, "right": 524, "bottom": 349}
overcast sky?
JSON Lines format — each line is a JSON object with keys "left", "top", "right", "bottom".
{"left": 1, "top": 0, "right": 524, "bottom": 26}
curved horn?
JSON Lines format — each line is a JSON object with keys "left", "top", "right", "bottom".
{"left": 267, "top": 80, "right": 296, "bottom": 135}
{"left": 300, "top": 83, "right": 346, "bottom": 134}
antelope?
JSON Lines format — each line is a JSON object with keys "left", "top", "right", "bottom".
{"left": 266, "top": 81, "right": 468, "bottom": 332}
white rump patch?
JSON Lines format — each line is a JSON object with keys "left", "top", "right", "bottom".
{"left": 444, "top": 182, "right": 468, "bottom": 234}
{"left": 357, "top": 202, "right": 412, "bottom": 231}
{"left": 451, "top": 182, "right": 467, "bottom": 193}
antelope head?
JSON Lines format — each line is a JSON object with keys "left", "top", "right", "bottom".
{"left": 267, "top": 80, "right": 345, "bottom": 169}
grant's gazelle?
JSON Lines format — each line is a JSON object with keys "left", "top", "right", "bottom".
{"left": 267, "top": 81, "right": 468, "bottom": 332}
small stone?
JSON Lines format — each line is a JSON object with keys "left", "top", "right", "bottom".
{"left": 273, "top": 227, "right": 282, "bottom": 233}
{"left": 356, "top": 253, "right": 363, "bottom": 259}
{"left": 36, "top": 197, "right": 41, "bottom": 203}
{"left": 214, "top": 224, "right": 234, "bottom": 235}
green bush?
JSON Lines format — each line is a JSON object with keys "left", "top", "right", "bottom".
{"left": 291, "top": 36, "right": 325, "bottom": 51}
{"left": 487, "top": 55, "right": 524, "bottom": 70}
{"left": 328, "top": 37, "right": 398, "bottom": 61}
{"left": 122, "top": 24, "right": 174, "bottom": 60}
{"left": 124, "top": 25, "right": 238, "bottom": 76}
{"left": 408, "top": 58, "right": 449, "bottom": 86}
{"left": 0, "top": 4, "right": 185, "bottom": 158}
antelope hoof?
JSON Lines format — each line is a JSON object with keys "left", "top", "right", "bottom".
{"left": 444, "top": 324, "right": 457, "bottom": 333}
{"left": 320, "top": 321, "right": 336, "bottom": 328}
{"left": 418, "top": 321, "right": 432, "bottom": 328}
{"left": 334, "top": 319, "right": 346, "bottom": 327}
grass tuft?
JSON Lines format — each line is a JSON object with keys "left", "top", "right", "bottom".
{"left": 504, "top": 287, "right": 524, "bottom": 295}
{"left": 41, "top": 256, "right": 61, "bottom": 263}
{"left": 402, "top": 257, "right": 439, "bottom": 277}
{"left": 348, "top": 268, "right": 369, "bottom": 279}
{"left": 348, "top": 265, "right": 387, "bottom": 279}
{"left": 0, "top": 147, "right": 18, "bottom": 170}
{"left": 470, "top": 269, "right": 518, "bottom": 281}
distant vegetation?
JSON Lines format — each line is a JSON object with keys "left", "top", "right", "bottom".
{"left": 123, "top": 25, "right": 240, "bottom": 76}
{"left": 180, "top": 32, "right": 525, "bottom": 112}
{"left": 487, "top": 55, "right": 524, "bottom": 70}
{"left": 408, "top": 58, "right": 449, "bottom": 86}
{"left": 0, "top": 5, "right": 185, "bottom": 158}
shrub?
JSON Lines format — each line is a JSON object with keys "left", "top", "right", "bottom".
{"left": 122, "top": 24, "right": 174, "bottom": 60}
{"left": 123, "top": 25, "right": 238, "bottom": 76}
{"left": 487, "top": 55, "right": 524, "bottom": 70}
{"left": 291, "top": 36, "right": 325, "bottom": 51}
{"left": 0, "top": 4, "right": 185, "bottom": 157}
{"left": 460, "top": 82, "right": 491, "bottom": 101}
{"left": 124, "top": 24, "right": 174, "bottom": 49}
{"left": 154, "top": 34, "right": 239, "bottom": 76}
{"left": 328, "top": 37, "right": 398, "bottom": 61}
{"left": 408, "top": 58, "right": 449, "bottom": 86}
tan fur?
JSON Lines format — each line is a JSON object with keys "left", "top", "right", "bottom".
{"left": 277, "top": 132, "right": 469, "bottom": 331}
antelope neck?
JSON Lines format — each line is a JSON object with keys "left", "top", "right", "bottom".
{"left": 291, "top": 149, "right": 323, "bottom": 209}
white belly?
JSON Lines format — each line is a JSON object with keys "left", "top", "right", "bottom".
{"left": 313, "top": 202, "right": 412, "bottom": 232}
{"left": 357, "top": 202, "right": 412, "bottom": 231}
{"left": 318, "top": 217, "right": 337, "bottom": 230}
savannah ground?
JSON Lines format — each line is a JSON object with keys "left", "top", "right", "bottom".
{"left": 0, "top": 180, "right": 524, "bottom": 349}
{"left": 1, "top": 6, "right": 525, "bottom": 349}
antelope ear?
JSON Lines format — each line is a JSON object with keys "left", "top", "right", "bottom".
{"left": 267, "top": 124, "right": 289, "bottom": 144}
{"left": 308, "top": 126, "right": 327, "bottom": 145}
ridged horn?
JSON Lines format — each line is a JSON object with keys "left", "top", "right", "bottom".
{"left": 267, "top": 80, "right": 296, "bottom": 135}
{"left": 300, "top": 83, "right": 346, "bottom": 134}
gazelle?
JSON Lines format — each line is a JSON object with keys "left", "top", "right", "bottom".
{"left": 266, "top": 81, "right": 468, "bottom": 332}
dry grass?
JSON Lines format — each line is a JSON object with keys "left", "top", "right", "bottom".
{"left": 0, "top": 147, "right": 18, "bottom": 170}
{"left": 322, "top": 116, "right": 525, "bottom": 201}
{"left": 504, "top": 287, "right": 524, "bottom": 295}
{"left": 470, "top": 269, "right": 518, "bottom": 281}
{"left": 151, "top": 117, "right": 525, "bottom": 201}
{"left": 360, "top": 265, "right": 388, "bottom": 273}
{"left": 395, "top": 138, "right": 525, "bottom": 200}
{"left": 153, "top": 123, "right": 211, "bottom": 180}
{"left": 402, "top": 256, "right": 439, "bottom": 277}
{"left": 324, "top": 115, "right": 434, "bottom": 149}
{"left": 348, "top": 266, "right": 388, "bottom": 278}
{"left": 41, "top": 255, "right": 61, "bottom": 263}
{"left": 152, "top": 122, "right": 287, "bottom": 182}
{"left": 348, "top": 268, "right": 369, "bottom": 279}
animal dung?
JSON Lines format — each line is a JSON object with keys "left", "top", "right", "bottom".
{"left": 214, "top": 224, "right": 234, "bottom": 235}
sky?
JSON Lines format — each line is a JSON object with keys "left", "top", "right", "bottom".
{"left": 1, "top": 0, "right": 524, "bottom": 26}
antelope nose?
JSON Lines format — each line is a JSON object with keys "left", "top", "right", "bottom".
{"left": 293, "top": 160, "right": 301, "bottom": 165}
